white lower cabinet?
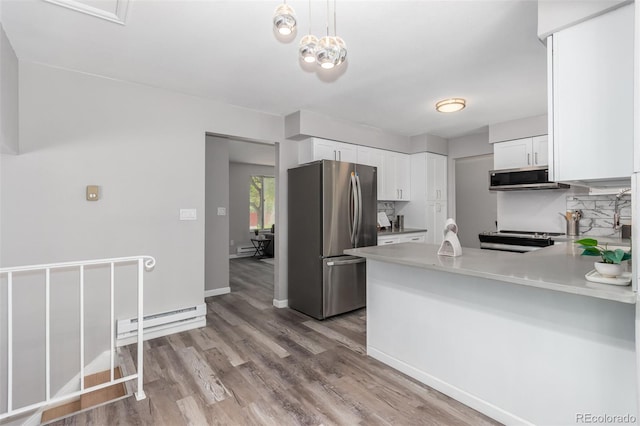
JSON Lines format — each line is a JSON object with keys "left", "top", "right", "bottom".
{"left": 399, "top": 233, "right": 426, "bottom": 243}
{"left": 378, "top": 232, "right": 427, "bottom": 246}
{"left": 377, "top": 235, "right": 400, "bottom": 246}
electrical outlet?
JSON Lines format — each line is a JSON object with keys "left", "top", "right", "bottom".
{"left": 230, "top": 240, "right": 235, "bottom": 246}
{"left": 217, "top": 207, "right": 226, "bottom": 216}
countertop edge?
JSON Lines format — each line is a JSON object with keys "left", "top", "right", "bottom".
{"left": 345, "top": 245, "right": 637, "bottom": 304}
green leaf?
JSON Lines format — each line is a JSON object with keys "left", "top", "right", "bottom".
{"left": 581, "top": 247, "right": 601, "bottom": 256}
{"left": 575, "top": 238, "right": 598, "bottom": 247}
{"left": 622, "top": 252, "right": 632, "bottom": 261}
{"left": 602, "top": 250, "right": 625, "bottom": 264}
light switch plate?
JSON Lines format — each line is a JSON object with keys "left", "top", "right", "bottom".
{"left": 217, "top": 207, "right": 226, "bottom": 216}
{"left": 86, "top": 185, "right": 99, "bottom": 201}
{"left": 180, "top": 209, "right": 197, "bottom": 221}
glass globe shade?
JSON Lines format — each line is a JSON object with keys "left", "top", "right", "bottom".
{"left": 335, "top": 36, "right": 347, "bottom": 66}
{"left": 299, "top": 34, "right": 318, "bottom": 63}
{"left": 315, "top": 36, "right": 341, "bottom": 70}
{"left": 273, "top": 4, "right": 297, "bottom": 35}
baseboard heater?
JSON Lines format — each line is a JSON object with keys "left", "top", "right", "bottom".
{"left": 236, "top": 246, "right": 254, "bottom": 255}
{"left": 116, "top": 303, "right": 206, "bottom": 346}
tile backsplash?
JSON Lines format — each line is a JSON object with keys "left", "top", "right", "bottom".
{"left": 377, "top": 201, "right": 396, "bottom": 222}
{"left": 566, "top": 194, "right": 631, "bottom": 237}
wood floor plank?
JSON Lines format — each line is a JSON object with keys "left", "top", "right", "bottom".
{"left": 302, "top": 320, "right": 367, "bottom": 355}
{"left": 176, "top": 395, "right": 209, "bottom": 426}
{"left": 175, "top": 346, "right": 230, "bottom": 405}
{"left": 51, "top": 257, "right": 501, "bottom": 426}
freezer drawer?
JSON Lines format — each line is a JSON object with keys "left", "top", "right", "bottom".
{"left": 322, "top": 255, "right": 366, "bottom": 318}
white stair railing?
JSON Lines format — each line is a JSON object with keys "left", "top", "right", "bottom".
{"left": 0, "top": 255, "right": 156, "bottom": 421}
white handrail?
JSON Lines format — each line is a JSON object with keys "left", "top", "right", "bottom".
{"left": 0, "top": 255, "right": 156, "bottom": 421}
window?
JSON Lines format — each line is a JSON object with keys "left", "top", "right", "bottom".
{"left": 250, "top": 175, "right": 275, "bottom": 231}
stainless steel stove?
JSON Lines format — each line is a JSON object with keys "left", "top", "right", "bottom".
{"left": 478, "top": 230, "right": 565, "bottom": 253}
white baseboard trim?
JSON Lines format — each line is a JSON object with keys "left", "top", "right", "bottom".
{"left": 24, "top": 350, "right": 112, "bottom": 426}
{"left": 229, "top": 253, "right": 252, "bottom": 259}
{"left": 272, "top": 299, "right": 288, "bottom": 308}
{"left": 205, "top": 287, "right": 231, "bottom": 298}
{"left": 367, "top": 346, "right": 534, "bottom": 426}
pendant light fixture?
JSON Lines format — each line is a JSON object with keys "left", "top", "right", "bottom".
{"left": 273, "top": 0, "right": 297, "bottom": 36}
{"left": 315, "top": 0, "right": 346, "bottom": 69}
{"left": 299, "top": 0, "right": 318, "bottom": 63}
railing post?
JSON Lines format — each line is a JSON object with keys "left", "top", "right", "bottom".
{"left": 45, "top": 268, "right": 51, "bottom": 401}
{"left": 80, "top": 265, "right": 85, "bottom": 391}
{"left": 135, "top": 258, "right": 146, "bottom": 400}
{"left": 7, "top": 272, "right": 13, "bottom": 413}
{"left": 110, "top": 262, "right": 115, "bottom": 382}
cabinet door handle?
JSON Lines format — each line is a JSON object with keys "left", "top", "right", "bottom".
{"left": 410, "top": 237, "right": 420, "bottom": 241}
{"left": 527, "top": 153, "right": 531, "bottom": 165}
{"left": 333, "top": 150, "right": 337, "bottom": 160}
{"left": 534, "top": 152, "right": 538, "bottom": 164}
{"left": 436, "top": 203, "right": 442, "bottom": 213}
{"left": 400, "top": 189, "right": 403, "bottom": 199}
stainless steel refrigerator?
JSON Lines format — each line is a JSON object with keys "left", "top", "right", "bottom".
{"left": 288, "top": 160, "right": 377, "bottom": 320}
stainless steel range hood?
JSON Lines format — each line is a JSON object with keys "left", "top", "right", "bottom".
{"left": 489, "top": 166, "right": 570, "bottom": 191}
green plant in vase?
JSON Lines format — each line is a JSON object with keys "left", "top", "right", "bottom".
{"left": 575, "top": 238, "right": 631, "bottom": 277}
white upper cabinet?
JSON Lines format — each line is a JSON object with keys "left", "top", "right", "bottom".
{"left": 382, "top": 152, "right": 411, "bottom": 201}
{"left": 549, "top": 5, "right": 633, "bottom": 183}
{"left": 426, "top": 153, "right": 447, "bottom": 200}
{"left": 493, "top": 136, "right": 548, "bottom": 170}
{"left": 398, "top": 153, "right": 447, "bottom": 244}
{"left": 298, "top": 138, "right": 358, "bottom": 164}
{"left": 356, "top": 146, "right": 385, "bottom": 198}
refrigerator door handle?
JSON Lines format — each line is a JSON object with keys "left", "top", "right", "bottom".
{"left": 349, "top": 173, "right": 358, "bottom": 246}
{"left": 326, "top": 257, "right": 366, "bottom": 266}
{"left": 355, "top": 174, "right": 363, "bottom": 246}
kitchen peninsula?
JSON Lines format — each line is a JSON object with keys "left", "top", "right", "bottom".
{"left": 345, "top": 243, "right": 637, "bottom": 425}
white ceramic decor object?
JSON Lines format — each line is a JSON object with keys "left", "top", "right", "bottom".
{"left": 438, "top": 218, "right": 462, "bottom": 257}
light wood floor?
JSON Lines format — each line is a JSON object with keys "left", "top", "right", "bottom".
{"left": 52, "top": 257, "right": 500, "bottom": 425}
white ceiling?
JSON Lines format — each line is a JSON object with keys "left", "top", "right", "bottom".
{"left": 1, "top": 0, "right": 548, "bottom": 139}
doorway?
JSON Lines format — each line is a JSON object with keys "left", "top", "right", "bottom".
{"left": 454, "top": 154, "right": 497, "bottom": 248}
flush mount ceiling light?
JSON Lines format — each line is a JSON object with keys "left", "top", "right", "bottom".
{"left": 273, "top": 1, "right": 297, "bottom": 35}
{"left": 435, "top": 98, "right": 466, "bottom": 113}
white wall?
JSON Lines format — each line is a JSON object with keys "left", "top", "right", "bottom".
{"left": 205, "top": 136, "right": 229, "bottom": 292}
{"left": 285, "top": 109, "right": 410, "bottom": 152}
{"left": 229, "top": 162, "right": 275, "bottom": 255}
{"left": 1, "top": 61, "right": 283, "bottom": 407}
{"left": 446, "top": 130, "right": 493, "bottom": 218}
{"left": 497, "top": 187, "right": 588, "bottom": 233}
{"left": 488, "top": 114, "right": 547, "bottom": 144}
{"left": 0, "top": 22, "right": 18, "bottom": 154}
{"left": 409, "top": 133, "right": 448, "bottom": 155}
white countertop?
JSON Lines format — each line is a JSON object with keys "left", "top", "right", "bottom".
{"left": 345, "top": 242, "right": 637, "bottom": 304}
